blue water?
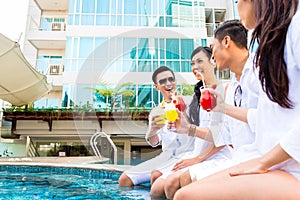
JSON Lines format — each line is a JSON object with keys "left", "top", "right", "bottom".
{"left": 0, "top": 165, "right": 150, "bottom": 200}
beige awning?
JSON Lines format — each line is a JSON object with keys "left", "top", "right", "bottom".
{"left": 0, "top": 33, "right": 52, "bottom": 106}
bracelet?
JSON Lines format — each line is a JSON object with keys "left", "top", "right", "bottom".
{"left": 188, "top": 124, "right": 197, "bottom": 137}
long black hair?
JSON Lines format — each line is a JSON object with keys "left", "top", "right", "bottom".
{"left": 251, "top": 0, "right": 298, "bottom": 108}
{"left": 186, "top": 46, "right": 212, "bottom": 126}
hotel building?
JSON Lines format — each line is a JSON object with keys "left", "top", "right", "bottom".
{"left": 1, "top": 0, "right": 237, "bottom": 163}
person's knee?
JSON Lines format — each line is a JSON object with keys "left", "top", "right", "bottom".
{"left": 118, "top": 173, "right": 133, "bottom": 187}
{"left": 165, "top": 174, "right": 178, "bottom": 191}
{"left": 180, "top": 171, "right": 192, "bottom": 187}
{"left": 150, "top": 179, "right": 165, "bottom": 197}
{"left": 173, "top": 188, "right": 187, "bottom": 200}
{"left": 151, "top": 170, "right": 162, "bottom": 185}
{"left": 164, "top": 175, "right": 180, "bottom": 199}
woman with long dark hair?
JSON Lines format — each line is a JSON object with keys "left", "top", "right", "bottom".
{"left": 174, "top": 0, "right": 300, "bottom": 199}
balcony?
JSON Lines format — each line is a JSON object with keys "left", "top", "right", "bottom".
{"left": 34, "top": 0, "right": 69, "bottom": 11}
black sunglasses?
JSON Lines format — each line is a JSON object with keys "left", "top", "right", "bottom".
{"left": 234, "top": 85, "right": 242, "bottom": 107}
{"left": 158, "top": 76, "right": 175, "bottom": 85}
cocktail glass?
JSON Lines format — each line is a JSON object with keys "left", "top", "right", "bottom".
{"left": 164, "top": 103, "right": 178, "bottom": 131}
{"left": 200, "top": 85, "right": 216, "bottom": 112}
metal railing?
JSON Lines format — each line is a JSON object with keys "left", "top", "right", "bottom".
{"left": 90, "top": 131, "right": 118, "bottom": 164}
{"left": 25, "top": 136, "right": 40, "bottom": 157}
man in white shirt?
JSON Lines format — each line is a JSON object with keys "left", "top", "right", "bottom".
{"left": 118, "top": 66, "right": 196, "bottom": 187}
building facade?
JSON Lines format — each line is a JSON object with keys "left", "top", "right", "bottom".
{"left": 24, "top": 0, "right": 236, "bottom": 110}
{"left": 7, "top": 0, "right": 237, "bottom": 162}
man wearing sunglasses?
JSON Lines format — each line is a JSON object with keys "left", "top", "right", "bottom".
{"left": 118, "top": 66, "right": 197, "bottom": 187}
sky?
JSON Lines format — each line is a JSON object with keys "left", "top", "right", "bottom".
{"left": 0, "top": 0, "right": 29, "bottom": 45}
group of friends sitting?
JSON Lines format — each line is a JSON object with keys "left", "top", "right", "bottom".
{"left": 118, "top": 0, "right": 300, "bottom": 199}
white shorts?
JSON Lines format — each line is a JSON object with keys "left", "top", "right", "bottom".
{"left": 161, "top": 145, "right": 233, "bottom": 181}
{"left": 124, "top": 152, "right": 186, "bottom": 185}
{"left": 189, "top": 158, "right": 237, "bottom": 181}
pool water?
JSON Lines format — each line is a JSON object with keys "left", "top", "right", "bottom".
{"left": 0, "top": 165, "right": 151, "bottom": 200}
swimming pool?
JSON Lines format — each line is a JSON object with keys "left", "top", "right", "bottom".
{"left": 0, "top": 165, "right": 151, "bottom": 199}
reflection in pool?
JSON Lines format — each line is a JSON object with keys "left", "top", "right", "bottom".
{"left": 0, "top": 165, "right": 150, "bottom": 199}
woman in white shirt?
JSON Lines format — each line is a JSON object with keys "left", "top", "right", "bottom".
{"left": 174, "top": 0, "right": 300, "bottom": 199}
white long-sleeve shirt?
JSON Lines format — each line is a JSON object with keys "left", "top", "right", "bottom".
{"left": 247, "top": 11, "right": 300, "bottom": 179}
{"left": 211, "top": 54, "right": 258, "bottom": 152}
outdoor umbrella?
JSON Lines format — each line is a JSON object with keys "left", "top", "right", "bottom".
{"left": 0, "top": 33, "right": 52, "bottom": 106}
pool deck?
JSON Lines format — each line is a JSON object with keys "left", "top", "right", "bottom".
{"left": 0, "top": 156, "right": 131, "bottom": 172}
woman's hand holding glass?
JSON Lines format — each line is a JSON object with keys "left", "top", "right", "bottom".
{"left": 206, "top": 87, "right": 226, "bottom": 113}
{"left": 172, "top": 110, "right": 191, "bottom": 134}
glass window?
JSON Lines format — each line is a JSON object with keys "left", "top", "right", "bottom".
{"left": 138, "top": 16, "right": 147, "bottom": 26}
{"left": 81, "top": 14, "right": 94, "bottom": 25}
{"left": 64, "top": 59, "right": 71, "bottom": 72}
{"left": 107, "top": 38, "right": 122, "bottom": 59}
{"left": 138, "top": 0, "right": 151, "bottom": 15}
{"left": 123, "top": 59, "right": 136, "bottom": 72}
{"left": 79, "top": 37, "right": 94, "bottom": 58}
{"left": 123, "top": 38, "right": 136, "bottom": 60}
{"left": 34, "top": 98, "right": 58, "bottom": 108}
{"left": 117, "top": 15, "right": 123, "bottom": 26}
{"left": 34, "top": 98, "right": 46, "bottom": 108}
{"left": 165, "top": 16, "right": 173, "bottom": 27}
{"left": 137, "top": 38, "right": 150, "bottom": 59}
{"left": 68, "top": 14, "right": 74, "bottom": 25}
{"left": 123, "top": 84, "right": 136, "bottom": 108}
{"left": 69, "top": 0, "right": 75, "bottom": 13}
{"left": 180, "top": 39, "right": 194, "bottom": 59}
{"left": 49, "top": 56, "right": 62, "bottom": 65}
{"left": 117, "top": 0, "right": 123, "bottom": 14}
{"left": 138, "top": 60, "right": 152, "bottom": 72}
{"left": 124, "top": 16, "right": 137, "bottom": 26}
{"left": 158, "top": 16, "right": 165, "bottom": 27}
{"left": 79, "top": 59, "right": 94, "bottom": 72}
{"left": 138, "top": 84, "right": 151, "bottom": 107}
{"left": 76, "top": 0, "right": 81, "bottom": 12}
{"left": 181, "top": 61, "right": 191, "bottom": 72}
{"left": 40, "top": 18, "right": 52, "bottom": 31}
{"left": 124, "top": 0, "right": 137, "bottom": 14}
{"left": 159, "top": 39, "right": 165, "bottom": 59}
{"left": 96, "top": 15, "right": 109, "bottom": 25}
{"left": 54, "top": 18, "right": 65, "bottom": 22}
{"left": 75, "top": 14, "right": 80, "bottom": 25}
{"left": 152, "top": 85, "right": 162, "bottom": 106}
{"left": 65, "top": 38, "right": 72, "bottom": 58}
{"left": 201, "top": 39, "right": 207, "bottom": 47}
{"left": 36, "top": 56, "right": 49, "bottom": 74}
{"left": 82, "top": 0, "right": 95, "bottom": 13}
{"left": 75, "top": 84, "right": 93, "bottom": 107}
{"left": 166, "top": 61, "right": 180, "bottom": 72}
{"left": 94, "top": 60, "right": 109, "bottom": 72}
{"left": 73, "top": 38, "right": 79, "bottom": 58}
{"left": 110, "top": 0, "right": 117, "bottom": 14}
{"left": 94, "top": 38, "right": 109, "bottom": 59}
{"left": 166, "top": 39, "right": 179, "bottom": 59}
{"left": 96, "top": 0, "right": 110, "bottom": 14}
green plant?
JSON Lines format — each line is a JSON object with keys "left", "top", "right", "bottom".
{"left": 90, "top": 82, "right": 135, "bottom": 111}
{"left": 180, "top": 83, "right": 194, "bottom": 96}
{"left": 178, "top": 83, "right": 194, "bottom": 96}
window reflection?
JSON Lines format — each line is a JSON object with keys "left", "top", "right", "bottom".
{"left": 68, "top": 0, "right": 206, "bottom": 28}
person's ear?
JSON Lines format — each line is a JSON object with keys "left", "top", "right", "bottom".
{"left": 154, "top": 83, "right": 159, "bottom": 91}
{"left": 223, "top": 35, "right": 231, "bottom": 47}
